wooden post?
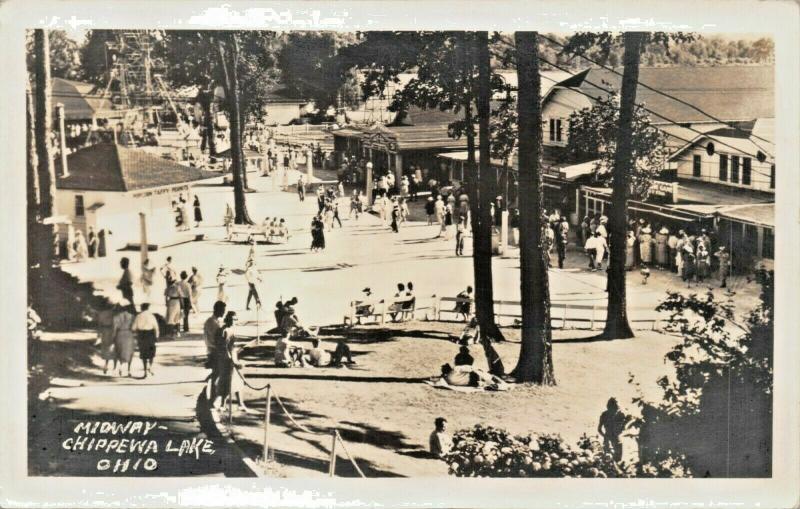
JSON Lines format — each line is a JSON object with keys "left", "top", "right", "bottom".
{"left": 263, "top": 385, "right": 272, "bottom": 463}
{"left": 328, "top": 429, "right": 337, "bottom": 477}
{"left": 256, "top": 300, "right": 260, "bottom": 345}
{"left": 499, "top": 210, "right": 509, "bottom": 257}
{"left": 56, "top": 103, "right": 69, "bottom": 178}
{"left": 562, "top": 303, "right": 567, "bottom": 329}
{"left": 590, "top": 305, "right": 596, "bottom": 330}
{"left": 139, "top": 212, "right": 148, "bottom": 270}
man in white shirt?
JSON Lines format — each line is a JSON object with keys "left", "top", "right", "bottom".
{"left": 160, "top": 256, "right": 177, "bottom": 284}
{"left": 429, "top": 417, "right": 453, "bottom": 459}
{"left": 585, "top": 232, "right": 599, "bottom": 270}
{"left": 245, "top": 261, "right": 262, "bottom": 310}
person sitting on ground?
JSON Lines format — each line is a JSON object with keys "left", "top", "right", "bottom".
{"left": 457, "top": 316, "right": 480, "bottom": 345}
{"left": 274, "top": 333, "right": 305, "bottom": 367}
{"left": 429, "top": 417, "right": 453, "bottom": 459}
{"left": 303, "top": 337, "right": 332, "bottom": 367}
{"left": 454, "top": 345, "right": 474, "bottom": 367}
{"left": 271, "top": 300, "right": 286, "bottom": 333}
{"left": 330, "top": 338, "right": 355, "bottom": 366}
{"left": 454, "top": 286, "right": 473, "bottom": 321}
{"left": 440, "top": 363, "right": 473, "bottom": 386}
{"left": 280, "top": 297, "right": 318, "bottom": 338}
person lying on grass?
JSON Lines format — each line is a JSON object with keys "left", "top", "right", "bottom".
{"left": 439, "top": 363, "right": 509, "bottom": 391}
{"left": 302, "top": 337, "right": 356, "bottom": 368}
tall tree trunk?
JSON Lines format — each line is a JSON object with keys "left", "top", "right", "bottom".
{"left": 239, "top": 109, "right": 250, "bottom": 190}
{"left": 217, "top": 33, "right": 253, "bottom": 225}
{"left": 32, "top": 29, "right": 58, "bottom": 318}
{"left": 600, "top": 32, "right": 642, "bottom": 340}
{"left": 203, "top": 94, "right": 217, "bottom": 157}
{"left": 34, "top": 30, "right": 55, "bottom": 224}
{"left": 512, "top": 32, "right": 555, "bottom": 384}
{"left": 27, "top": 78, "right": 41, "bottom": 304}
{"left": 473, "top": 31, "right": 505, "bottom": 375}
{"left": 27, "top": 78, "right": 40, "bottom": 230}
{"left": 33, "top": 29, "right": 57, "bottom": 286}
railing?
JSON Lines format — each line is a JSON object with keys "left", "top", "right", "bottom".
{"left": 344, "top": 295, "right": 664, "bottom": 331}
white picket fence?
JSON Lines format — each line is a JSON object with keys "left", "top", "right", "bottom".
{"left": 343, "top": 295, "right": 665, "bottom": 331}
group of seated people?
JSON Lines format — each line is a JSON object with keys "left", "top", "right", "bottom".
{"left": 389, "top": 282, "right": 416, "bottom": 321}
{"left": 271, "top": 297, "right": 317, "bottom": 339}
{"left": 347, "top": 282, "right": 416, "bottom": 325}
{"left": 435, "top": 320, "right": 509, "bottom": 390}
{"left": 261, "top": 217, "right": 290, "bottom": 242}
{"left": 274, "top": 336, "right": 355, "bottom": 368}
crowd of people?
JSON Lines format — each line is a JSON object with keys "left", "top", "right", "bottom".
{"left": 172, "top": 193, "right": 203, "bottom": 231}
{"left": 573, "top": 212, "right": 732, "bottom": 288}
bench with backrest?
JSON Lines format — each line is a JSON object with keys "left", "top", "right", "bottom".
{"left": 343, "top": 295, "right": 417, "bottom": 326}
{"left": 435, "top": 296, "right": 474, "bottom": 321}
{"left": 226, "top": 223, "right": 269, "bottom": 243}
{"left": 226, "top": 223, "right": 290, "bottom": 244}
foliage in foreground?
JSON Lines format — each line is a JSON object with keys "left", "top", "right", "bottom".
{"left": 444, "top": 425, "right": 655, "bottom": 478}
{"left": 632, "top": 270, "right": 774, "bottom": 478}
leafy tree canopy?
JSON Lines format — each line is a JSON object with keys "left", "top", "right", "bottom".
{"left": 566, "top": 94, "right": 668, "bottom": 199}
{"left": 276, "top": 32, "right": 360, "bottom": 117}
{"left": 26, "top": 30, "right": 81, "bottom": 80}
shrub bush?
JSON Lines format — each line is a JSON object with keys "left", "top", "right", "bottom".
{"left": 443, "top": 424, "right": 635, "bottom": 478}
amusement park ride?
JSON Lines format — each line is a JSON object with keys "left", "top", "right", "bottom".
{"left": 90, "top": 30, "right": 196, "bottom": 148}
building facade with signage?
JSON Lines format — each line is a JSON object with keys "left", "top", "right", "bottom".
{"left": 55, "top": 143, "right": 219, "bottom": 254}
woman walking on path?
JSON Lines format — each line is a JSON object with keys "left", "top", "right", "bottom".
{"left": 311, "top": 216, "right": 325, "bottom": 251}
{"left": 112, "top": 304, "right": 136, "bottom": 377}
{"left": 189, "top": 266, "right": 203, "bottom": 313}
{"left": 164, "top": 278, "right": 183, "bottom": 338}
{"left": 681, "top": 244, "right": 696, "bottom": 288}
{"left": 213, "top": 311, "right": 252, "bottom": 416}
{"left": 215, "top": 265, "right": 229, "bottom": 303}
{"left": 117, "top": 257, "right": 135, "bottom": 307}
{"left": 97, "top": 302, "right": 116, "bottom": 375}
{"left": 131, "top": 302, "right": 160, "bottom": 378}
{"left": 193, "top": 195, "right": 203, "bottom": 228}
{"left": 696, "top": 244, "right": 711, "bottom": 283}
{"left": 74, "top": 230, "right": 89, "bottom": 262}
{"left": 625, "top": 231, "right": 636, "bottom": 271}
{"left": 141, "top": 258, "right": 156, "bottom": 299}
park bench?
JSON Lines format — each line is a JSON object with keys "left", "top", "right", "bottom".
{"left": 226, "top": 224, "right": 291, "bottom": 244}
{"left": 226, "top": 224, "right": 270, "bottom": 243}
{"left": 434, "top": 296, "right": 474, "bottom": 321}
{"left": 343, "top": 295, "right": 417, "bottom": 326}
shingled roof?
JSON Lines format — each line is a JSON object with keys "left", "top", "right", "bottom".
{"left": 56, "top": 143, "right": 219, "bottom": 192}
{"left": 549, "top": 65, "right": 774, "bottom": 124}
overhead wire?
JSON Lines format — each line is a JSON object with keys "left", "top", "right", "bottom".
{"left": 537, "top": 33, "right": 775, "bottom": 155}
{"left": 534, "top": 64, "right": 777, "bottom": 182}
